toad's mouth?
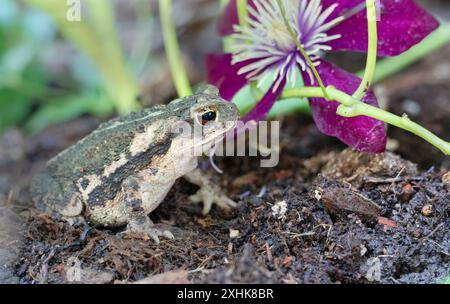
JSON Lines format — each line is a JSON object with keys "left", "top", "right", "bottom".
{"left": 193, "top": 120, "right": 238, "bottom": 149}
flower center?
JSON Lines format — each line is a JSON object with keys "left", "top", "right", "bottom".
{"left": 231, "top": 0, "right": 344, "bottom": 89}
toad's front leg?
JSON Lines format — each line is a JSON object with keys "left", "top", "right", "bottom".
{"left": 183, "top": 169, "right": 237, "bottom": 215}
{"left": 120, "top": 173, "right": 175, "bottom": 243}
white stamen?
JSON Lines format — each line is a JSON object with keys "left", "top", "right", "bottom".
{"left": 231, "top": 0, "right": 344, "bottom": 91}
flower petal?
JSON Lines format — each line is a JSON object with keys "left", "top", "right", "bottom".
{"left": 218, "top": 0, "right": 239, "bottom": 36}
{"left": 218, "top": 0, "right": 259, "bottom": 36}
{"left": 243, "top": 78, "right": 286, "bottom": 123}
{"left": 327, "top": 0, "right": 439, "bottom": 56}
{"left": 205, "top": 53, "right": 249, "bottom": 100}
{"left": 321, "top": 0, "right": 364, "bottom": 18}
{"left": 302, "top": 60, "right": 386, "bottom": 153}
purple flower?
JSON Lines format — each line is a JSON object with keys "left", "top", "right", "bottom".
{"left": 206, "top": 0, "right": 439, "bottom": 153}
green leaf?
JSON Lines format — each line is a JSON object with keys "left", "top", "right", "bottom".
{"left": 0, "top": 89, "right": 32, "bottom": 132}
{"left": 24, "top": 93, "right": 114, "bottom": 134}
{"left": 25, "top": 0, "right": 140, "bottom": 114}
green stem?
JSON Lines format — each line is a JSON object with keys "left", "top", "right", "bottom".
{"left": 358, "top": 23, "right": 450, "bottom": 82}
{"left": 159, "top": 0, "right": 192, "bottom": 97}
{"left": 276, "top": 0, "right": 329, "bottom": 100}
{"left": 283, "top": 87, "right": 450, "bottom": 155}
{"left": 281, "top": 87, "right": 324, "bottom": 99}
{"left": 353, "top": 0, "right": 377, "bottom": 100}
{"left": 268, "top": 98, "right": 311, "bottom": 118}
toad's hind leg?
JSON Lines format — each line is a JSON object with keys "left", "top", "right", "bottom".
{"left": 120, "top": 174, "right": 174, "bottom": 243}
{"left": 31, "top": 171, "right": 83, "bottom": 218}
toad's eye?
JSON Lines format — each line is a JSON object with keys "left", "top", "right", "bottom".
{"left": 201, "top": 111, "right": 217, "bottom": 124}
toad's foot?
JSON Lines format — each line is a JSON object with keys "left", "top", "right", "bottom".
{"left": 183, "top": 169, "right": 237, "bottom": 215}
{"left": 123, "top": 216, "right": 174, "bottom": 244}
{"left": 63, "top": 215, "right": 87, "bottom": 227}
{"left": 119, "top": 175, "right": 174, "bottom": 243}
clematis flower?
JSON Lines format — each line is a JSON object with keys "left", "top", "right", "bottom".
{"left": 205, "top": 0, "right": 439, "bottom": 153}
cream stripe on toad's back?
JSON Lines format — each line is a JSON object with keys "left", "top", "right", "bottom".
{"left": 103, "top": 153, "right": 128, "bottom": 177}
{"left": 76, "top": 174, "right": 102, "bottom": 202}
{"left": 129, "top": 119, "right": 166, "bottom": 157}
{"left": 76, "top": 153, "right": 128, "bottom": 200}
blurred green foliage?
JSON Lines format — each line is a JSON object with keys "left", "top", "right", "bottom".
{"left": 0, "top": 0, "right": 52, "bottom": 133}
{"left": 0, "top": 0, "right": 148, "bottom": 135}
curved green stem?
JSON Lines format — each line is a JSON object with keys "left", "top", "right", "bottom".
{"left": 159, "top": 0, "right": 192, "bottom": 97}
{"left": 283, "top": 87, "right": 450, "bottom": 155}
{"left": 353, "top": 0, "right": 378, "bottom": 100}
{"left": 281, "top": 87, "right": 324, "bottom": 99}
{"left": 268, "top": 98, "right": 311, "bottom": 118}
{"left": 276, "top": 0, "right": 329, "bottom": 100}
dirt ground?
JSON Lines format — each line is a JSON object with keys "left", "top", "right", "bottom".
{"left": 0, "top": 0, "right": 449, "bottom": 285}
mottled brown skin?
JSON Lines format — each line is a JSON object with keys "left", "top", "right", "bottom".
{"left": 31, "top": 86, "right": 239, "bottom": 241}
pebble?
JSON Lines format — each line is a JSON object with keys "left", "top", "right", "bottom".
{"left": 442, "top": 171, "right": 450, "bottom": 185}
{"left": 271, "top": 200, "right": 287, "bottom": 219}
{"left": 421, "top": 204, "right": 433, "bottom": 217}
{"left": 229, "top": 229, "right": 240, "bottom": 239}
{"left": 400, "top": 183, "right": 415, "bottom": 202}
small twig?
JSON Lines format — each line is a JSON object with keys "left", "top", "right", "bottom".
{"left": 227, "top": 242, "right": 233, "bottom": 256}
{"left": 313, "top": 224, "right": 333, "bottom": 245}
{"left": 426, "top": 239, "right": 450, "bottom": 256}
{"left": 352, "top": 191, "right": 382, "bottom": 210}
{"left": 265, "top": 242, "right": 273, "bottom": 262}
{"left": 197, "top": 255, "right": 214, "bottom": 270}
{"left": 364, "top": 176, "right": 423, "bottom": 184}
{"left": 284, "top": 231, "right": 316, "bottom": 239}
{"left": 407, "top": 223, "right": 445, "bottom": 255}
{"left": 38, "top": 248, "right": 56, "bottom": 284}
{"left": 390, "top": 167, "right": 405, "bottom": 194}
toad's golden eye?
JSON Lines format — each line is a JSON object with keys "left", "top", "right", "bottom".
{"left": 199, "top": 111, "right": 217, "bottom": 125}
